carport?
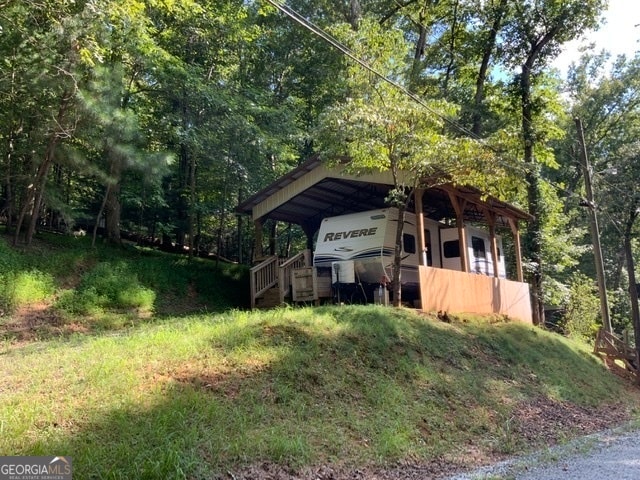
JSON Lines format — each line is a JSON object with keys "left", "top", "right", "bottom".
{"left": 237, "top": 155, "right": 533, "bottom": 322}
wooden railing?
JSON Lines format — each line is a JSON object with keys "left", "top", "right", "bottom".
{"left": 594, "top": 328, "right": 639, "bottom": 383}
{"left": 250, "top": 256, "right": 279, "bottom": 309}
{"left": 250, "top": 250, "right": 311, "bottom": 308}
{"left": 278, "top": 251, "right": 309, "bottom": 305}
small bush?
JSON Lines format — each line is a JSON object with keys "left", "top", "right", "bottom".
{"left": 56, "top": 261, "right": 155, "bottom": 314}
{"left": 560, "top": 273, "right": 600, "bottom": 341}
{"left": 0, "top": 270, "right": 56, "bottom": 313}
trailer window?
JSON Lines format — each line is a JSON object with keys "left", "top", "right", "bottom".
{"left": 443, "top": 240, "right": 460, "bottom": 258}
{"left": 471, "top": 236, "right": 486, "bottom": 259}
{"left": 403, "top": 233, "right": 416, "bottom": 254}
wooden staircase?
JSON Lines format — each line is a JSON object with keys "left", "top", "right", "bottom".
{"left": 250, "top": 250, "right": 310, "bottom": 309}
{"left": 255, "top": 286, "right": 282, "bottom": 309}
{"left": 594, "top": 328, "right": 639, "bottom": 384}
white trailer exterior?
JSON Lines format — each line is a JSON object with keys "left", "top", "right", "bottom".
{"left": 314, "top": 208, "right": 415, "bottom": 287}
{"left": 440, "top": 226, "right": 506, "bottom": 278}
{"left": 313, "top": 208, "right": 446, "bottom": 294}
{"left": 313, "top": 208, "right": 506, "bottom": 295}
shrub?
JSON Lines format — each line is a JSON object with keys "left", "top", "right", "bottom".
{"left": 0, "top": 270, "right": 56, "bottom": 314}
{"left": 0, "top": 240, "right": 55, "bottom": 313}
{"left": 560, "top": 273, "right": 600, "bottom": 341}
{"left": 56, "top": 261, "right": 155, "bottom": 315}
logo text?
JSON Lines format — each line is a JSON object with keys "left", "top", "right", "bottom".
{"left": 323, "top": 227, "right": 377, "bottom": 242}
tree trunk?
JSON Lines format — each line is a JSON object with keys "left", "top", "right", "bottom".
{"left": 623, "top": 207, "right": 640, "bottom": 350}
{"left": 3, "top": 57, "right": 19, "bottom": 232}
{"left": 3, "top": 127, "right": 16, "bottom": 232}
{"left": 346, "top": 0, "right": 361, "bottom": 30}
{"left": 410, "top": 7, "right": 428, "bottom": 88}
{"left": 13, "top": 90, "right": 72, "bottom": 245}
{"left": 92, "top": 184, "right": 111, "bottom": 248}
{"left": 442, "top": 0, "right": 459, "bottom": 97}
{"left": 472, "top": 0, "right": 507, "bottom": 135}
{"left": 520, "top": 60, "right": 544, "bottom": 326}
{"left": 188, "top": 148, "right": 197, "bottom": 258}
{"left": 392, "top": 204, "right": 406, "bottom": 307}
{"left": 15, "top": 133, "right": 58, "bottom": 245}
{"left": 104, "top": 148, "right": 123, "bottom": 246}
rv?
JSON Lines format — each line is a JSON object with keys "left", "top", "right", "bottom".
{"left": 312, "top": 208, "right": 506, "bottom": 302}
{"left": 440, "top": 226, "right": 506, "bottom": 278}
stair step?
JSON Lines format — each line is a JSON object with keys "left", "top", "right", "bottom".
{"left": 256, "top": 287, "right": 283, "bottom": 309}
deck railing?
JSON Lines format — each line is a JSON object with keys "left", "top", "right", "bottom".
{"left": 278, "top": 251, "right": 309, "bottom": 304}
{"left": 250, "top": 256, "right": 279, "bottom": 309}
{"left": 250, "top": 250, "right": 311, "bottom": 308}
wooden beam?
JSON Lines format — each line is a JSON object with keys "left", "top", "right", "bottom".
{"left": 484, "top": 209, "right": 500, "bottom": 278}
{"left": 508, "top": 218, "right": 524, "bottom": 282}
{"left": 415, "top": 189, "right": 427, "bottom": 266}
{"left": 448, "top": 191, "right": 468, "bottom": 272}
{"left": 438, "top": 184, "right": 534, "bottom": 222}
{"left": 253, "top": 218, "right": 264, "bottom": 263}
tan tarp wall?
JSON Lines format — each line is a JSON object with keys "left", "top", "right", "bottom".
{"left": 418, "top": 266, "right": 533, "bottom": 323}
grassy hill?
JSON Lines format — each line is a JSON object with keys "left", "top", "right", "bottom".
{"left": 1, "top": 233, "right": 639, "bottom": 479}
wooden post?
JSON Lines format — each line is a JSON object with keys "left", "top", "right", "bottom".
{"left": 485, "top": 211, "right": 499, "bottom": 278}
{"left": 415, "top": 189, "right": 427, "bottom": 266}
{"left": 576, "top": 117, "right": 612, "bottom": 333}
{"left": 448, "top": 191, "right": 468, "bottom": 272}
{"left": 253, "top": 218, "right": 264, "bottom": 263}
{"left": 508, "top": 218, "right": 524, "bottom": 282}
{"left": 301, "top": 221, "right": 318, "bottom": 262}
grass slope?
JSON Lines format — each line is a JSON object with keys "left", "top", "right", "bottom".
{"left": 2, "top": 307, "right": 639, "bottom": 479}
{"left": 0, "top": 232, "right": 249, "bottom": 337}
{"left": 0, "top": 234, "right": 638, "bottom": 479}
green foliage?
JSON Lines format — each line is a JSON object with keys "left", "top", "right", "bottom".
{"left": 0, "top": 240, "right": 55, "bottom": 313}
{"left": 0, "top": 231, "right": 248, "bottom": 335}
{"left": 56, "top": 261, "right": 156, "bottom": 315}
{"left": 0, "top": 270, "right": 55, "bottom": 314}
{"left": 559, "top": 273, "right": 601, "bottom": 341}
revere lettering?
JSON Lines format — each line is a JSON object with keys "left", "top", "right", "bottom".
{"left": 323, "top": 227, "right": 377, "bottom": 242}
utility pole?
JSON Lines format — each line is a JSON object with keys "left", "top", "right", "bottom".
{"left": 575, "top": 118, "right": 612, "bottom": 333}
{"left": 624, "top": 235, "right": 640, "bottom": 354}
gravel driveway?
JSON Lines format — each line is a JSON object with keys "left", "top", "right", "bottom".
{"left": 448, "top": 426, "right": 640, "bottom": 480}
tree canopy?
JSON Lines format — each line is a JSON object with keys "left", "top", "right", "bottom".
{"left": 2, "top": 0, "right": 639, "bottom": 332}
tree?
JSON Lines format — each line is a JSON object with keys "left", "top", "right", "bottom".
{"left": 500, "top": 0, "right": 607, "bottom": 325}
{"left": 563, "top": 53, "right": 640, "bottom": 333}
{"left": 0, "top": 0, "right": 89, "bottom": 245}
{"left": 316, "top": 19, "right": 497, "bottom": 306}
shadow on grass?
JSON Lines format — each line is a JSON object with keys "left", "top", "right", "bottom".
{"left": 19, "top": 306, "right": 633, "bottom": 479}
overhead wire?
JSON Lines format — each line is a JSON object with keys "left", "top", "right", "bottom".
{"left": 262, "top": 0, "right": 532, "bottom": 178}
{"left": 264, "top": 0, "right": 476, "bottom": 136}
{"left": 263, "top": 0, "right": 631, "bottom": 218}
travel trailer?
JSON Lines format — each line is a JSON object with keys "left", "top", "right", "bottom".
{"left": 313, "top": 208, "right": 506, "bottom": 301}
{"left": 440, "top": 226, "right": 506, "bottom": 278}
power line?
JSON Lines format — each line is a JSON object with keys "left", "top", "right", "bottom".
{"left": 262, "top": 0, "right": 532, "bottom": 178}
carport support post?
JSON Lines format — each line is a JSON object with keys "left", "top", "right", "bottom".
{"left": 301, "top": 222, "right": 317, "bottom": 261}
{"left": 415, "top": 189, "right": 427, "bottom": 266}
{"left": 253, "top": 218, "right": 264, "bottom": 262}
{"left": 485, "top": 211, "right": 499, "bottom": 278}
{"left": 508, "top": 218, "right": 524, "bottom": 282}
{"left": 448, "top": 191, "right": 468, "bottom": 272}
